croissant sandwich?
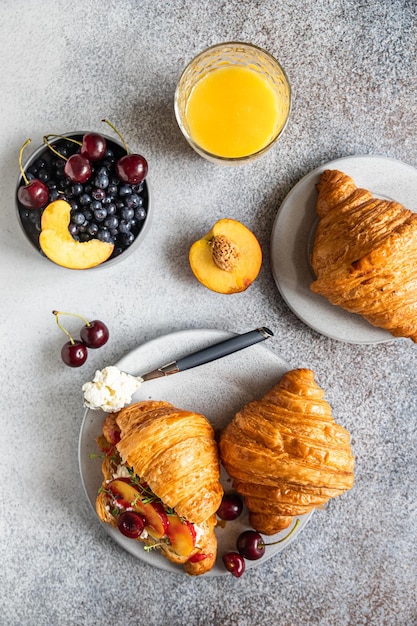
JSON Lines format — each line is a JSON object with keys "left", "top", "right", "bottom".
{"left": 310, "top": 169, "right": 417, "bottom": 341}
{"left": 219, "top": 369, "right": 354, "bottom": 535}
{"left": 95, "top": 400, "right": 224, "bottom": 575}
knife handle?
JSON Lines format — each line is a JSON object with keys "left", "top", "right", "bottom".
{"left": 176, "top": 327, "right": 273, "bottom": 373}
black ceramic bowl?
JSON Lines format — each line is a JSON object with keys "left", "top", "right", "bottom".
{"left": 16, "top": 131, "right": 151, "bottom": 270}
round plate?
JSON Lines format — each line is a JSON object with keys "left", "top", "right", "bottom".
{"left": 78, "top": 328, "right": 313, "bottom": 576}
{"left": 270, "top": 155, "right": 417, "bottom": 343}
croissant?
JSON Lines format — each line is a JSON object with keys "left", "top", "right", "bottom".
{"left": 310, "top": 169, "right": 417, "bottom": 341}
{"left": 219, "top": 369, "right": 354, "bottom": 535}
{"left": 95, "top": 400, "right": 224, "bottom": 575}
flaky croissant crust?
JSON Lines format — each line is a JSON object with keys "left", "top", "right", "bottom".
{"left": 115, "top": 400, "right": 223, "bottom": 525}
{"left": 219, "top": 369, "right": 354, "bottom": 535}
{"left": 310, "top": 169, "right": 417, "bottom": 341}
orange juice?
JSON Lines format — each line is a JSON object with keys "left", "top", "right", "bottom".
{"left": 185, "top": 65, "right": 286, "bottom": 159}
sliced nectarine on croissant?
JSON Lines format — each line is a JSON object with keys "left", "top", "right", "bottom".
{"left": 189, "top": 218, "right": 262, "bottom": 293}
{"left": 39, "top": 199, "right": 114, "bottom": 269}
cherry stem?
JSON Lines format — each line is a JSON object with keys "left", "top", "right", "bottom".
{"left": 102, "top": 119, "right": 130, "bottom": 154}
{"left": 19, "top": 138, "right": 32, "bottom": 185}
{"left": 43, "top": 134, "right": 81, "bottom": 161}
{"left": 262, "top": 519, "right": 301, "bottom": 548}
{"left": 52, "top": 310, "right": 91, "bottom": 345}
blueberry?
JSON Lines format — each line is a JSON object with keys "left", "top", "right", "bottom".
{"left": 97, "top": 229, "right": 113, "bottom": 243}
{"left": 119, "top": 184, "right": 132, "bottom": 198}
{"left": 121, "top": 231, "right": 135, "bottom": 246}
{"left": 135, "top": 207, "right": 146, "bottom": 221}
{"left": 71, "top": 183, "right": 84, "bottom": 196}
{"left": 38, "top": 168, "right": 50, "bottom": 182}
{"left": 94, "top": 208, "right": 107, "bottom": 221}
{"left": 95, "top": 173, "right": 109, "bottom": 189}
{"left": 88, "top": 223, "right": 99, "bottom": 236}
{"left": 126, "top": 193, "right": 142, "bottom": 209}
{"left": 104, "top": 216, "right": 118, "bottom": 230}
{"left": 119, "top": 219, "right": 131, "bottom": 233}
{"left": 92, "top": 188, "right": 106, "bottom": 201}
{"left": 71, "top": 211, "right": 86, "bottom": 226}
{"left": 83, "top": 209, "right": 93, "bottom": 221}
{"left": 34, "top": 157, "right": 47, "bottom": 169}
{"left": 106, "top": 202, "right": 116, "bottom": 215}
{"left": 107, "top": 184, "right": 118, "bottom": 197}
{"left": 49, "top": 189, "right": 60, "bottom": 202}
{"left": 91, "top": 200, "right": 102, "bottom": 211}
{"left": 120, "top": 207, "right": 134, "bottom": 220}
{"left": 68, "top": 223, "right": 78, "bottom": 236}
{"left": 79, "top": 193, "right": 91, "bottom": 206}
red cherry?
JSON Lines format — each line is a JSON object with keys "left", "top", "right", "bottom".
{"left": 117, "top": 511, "right": 145, "bottom": 539}
{"left": 61, "top": 340, "right": 88, "bottom": 367}
{"left": 17, "top": 139, "right": 49, "bottom": 209}
{"left": 222, "top": 552, "right": 246, "bottom": 577}
{"left": 64, "top": 153, "right": 92, "bottom": 183}
{"left": 18, "top": 179, "right": 49, "bottom": 209}
{"left": 115, "top": 153, "right": 148, "bottom": 184}
{"left": 236, "top": 519, "right": 301, "bottom": 561}
{"left": 237, "top": 530, "right": 265, "bottom": 560}
{"left": 80, "top": 319, "right": 109, "bottom": 348}
{"left": 80, "top": 133, "right": 107, "bottom": 161}
{"left": 217, "top": 493, "right": 243, "bottom": 521}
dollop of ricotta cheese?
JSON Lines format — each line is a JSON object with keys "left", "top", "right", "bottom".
{"left": 82, "top": 365, "right": 143, "bottom": 412}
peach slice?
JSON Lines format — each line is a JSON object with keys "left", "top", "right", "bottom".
{"left": 167, "top": 515, "right": 196, "bottom": 556}
{"left": 107, "top": 478, "right": 140, "bottom": 510}
{"left": 39, "top": 199, "right": 114, "bottom": 269}
{"left": 107, "top": 478, "right": 168, "bottom": 539}
{"left": 189, "top": 218, "right": 262, "bottom": 293}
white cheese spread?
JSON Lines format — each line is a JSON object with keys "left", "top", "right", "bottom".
{"left": 82, "top": 365, "right": 143, "bottom": 413}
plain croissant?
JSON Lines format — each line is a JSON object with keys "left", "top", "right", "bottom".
{"left": 95, "top": 400, "right": 223, "bottom": 575}
{"left": 310, "top": 169, "right": 417, "bottom": 341}
{"left": 219, "top": 369, "right": 354, "bottom": 535}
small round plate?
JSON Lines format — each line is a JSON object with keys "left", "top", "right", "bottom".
{"left": 270, "top": 155, "right": 417, "bottom": 344}
{"left": 78, "top": 328, "right": 313, "bottom": 576}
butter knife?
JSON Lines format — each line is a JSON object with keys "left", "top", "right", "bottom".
{"left": 140, "top": 327, "right": 273, "bottom": 381}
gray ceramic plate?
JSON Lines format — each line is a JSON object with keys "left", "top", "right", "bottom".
{"left": 270, "top": 155, "right": 417, "bottom": 344}
{"left": 78, "top": 328, "right": 313, "bottom": 576}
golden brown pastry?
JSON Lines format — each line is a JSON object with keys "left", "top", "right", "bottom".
{"left": 219, "top": 369, "right": 354, "bottom": 534}
{"left": 95, "top": 400, "right": 223, "bottom": 575}
{"left": 310, "top": 169, "right": 417, "bottom": 341}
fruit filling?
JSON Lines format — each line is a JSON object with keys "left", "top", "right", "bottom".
{"left": 100, "top": 458, "right": 198, "bottom": 558}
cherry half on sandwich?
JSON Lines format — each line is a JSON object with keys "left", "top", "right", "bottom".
{"left": 95, "top": 400, "right": 224, "bottom": 576}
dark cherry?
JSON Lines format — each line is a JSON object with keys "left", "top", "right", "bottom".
{"left": 222, "top": 552, "right": 246, "bottom": 578}
{"left": 237, "top": 530, "right": 265, "bottom": 560}
{"left": 217, "top": 493, "right": 243, "bottom": 521}
{"left": 17, "top": 139, "right": 49, "bottom": 209}
{"left": 115, "top": 153, "right": 148, "bottom": 185}
{"left": 236, "top": 519, "right": 301, "bottom": 561}
{"left": 61, "top": 340, "right": 88, "bottom": 367}
{"left": 64, "top": 153, "right": 92, "bottom": 183}
{"left": 117, "top": 511, "right": 145, "bottom": 539}
{"left": 80, "top": 319, "right": 109, "bottom": 348}
{"left": 18, "top": 179, "right": 49, "bottom": 209}
{"left": 80, "top": 133, "right": 107, "bottom": 161}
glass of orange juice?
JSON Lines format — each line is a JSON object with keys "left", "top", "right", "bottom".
{"left": 174, "top": 42, "right": 291, "bottom": 165}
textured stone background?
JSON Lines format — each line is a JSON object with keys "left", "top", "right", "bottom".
{"left": 1, "top": 1, "right": 417, "bottom": 625}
